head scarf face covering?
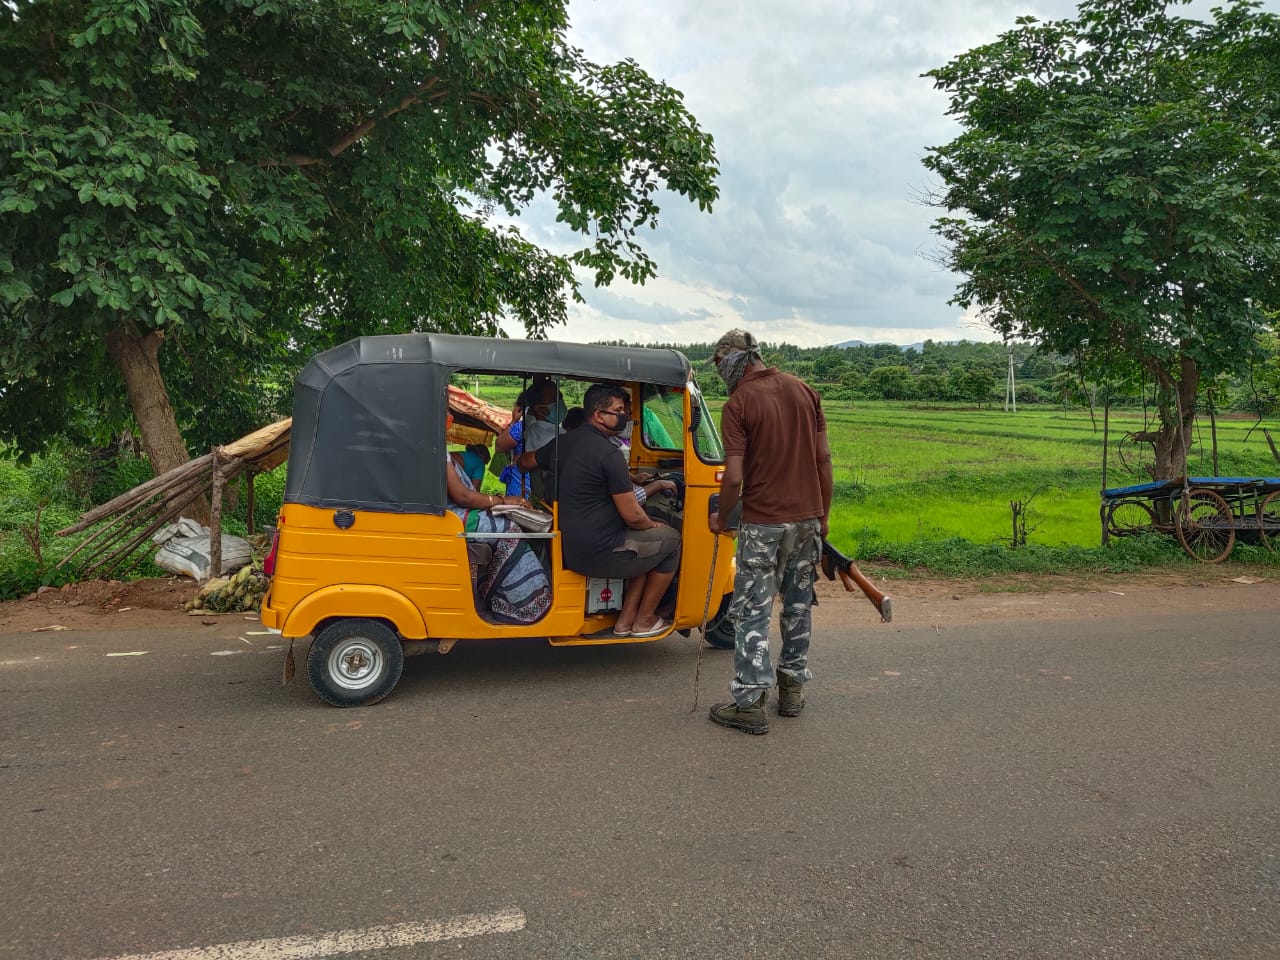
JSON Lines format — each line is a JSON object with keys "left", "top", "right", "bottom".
{"left": 713, "top": 328, "right": 763, "bottom": 395}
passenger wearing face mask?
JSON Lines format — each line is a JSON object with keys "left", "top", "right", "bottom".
{"left": 516, "top": 383, "right": 680, "bottom": 638}
{"left": 496, "top": 383, "right": 563, "bottom": 498}
{"left": 564, "top": 399, "right": 676, "bottom": 506}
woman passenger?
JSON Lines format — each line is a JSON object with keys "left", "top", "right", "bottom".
{"left": 444, "top": 429, "right": 552, "bottom": 625}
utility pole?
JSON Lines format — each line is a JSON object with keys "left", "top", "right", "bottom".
{"left": 1004, "top": 346, "right": 1017, "bottom": 413}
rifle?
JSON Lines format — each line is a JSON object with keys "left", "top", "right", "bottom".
{"left": 820, "top": 539, "right": 892, "bottom": 623}
{"left": 708, "top": 495, "right": 891, "bottom": 623}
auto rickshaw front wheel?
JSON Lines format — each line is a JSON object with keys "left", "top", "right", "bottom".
{"left": 703, "top": 593, "right": 736, "bottom": 649}
{"left": 307, "top": 618, "right": 405, "bottom": 707}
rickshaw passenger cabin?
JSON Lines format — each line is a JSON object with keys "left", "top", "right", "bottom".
{"left": 260, "top": 334, "right": 735, "bottom": 707}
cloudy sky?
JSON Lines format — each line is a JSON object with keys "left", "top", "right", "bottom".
{"left": 501, "top": 0, "right": 1274, "bottom": 349}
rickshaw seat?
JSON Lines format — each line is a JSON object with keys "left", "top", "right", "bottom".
{"left": 466, "top": 540, "right": 493, "bottom": 568}
{"left": 466, "top": 540, "right": 493, "bottom": 611}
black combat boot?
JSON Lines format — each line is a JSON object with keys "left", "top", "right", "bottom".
{"left": 776, "top": 671, "right": 805, "bottom": 717}
{"left": 709, "top": 692, "right": 769, "bottom": 735}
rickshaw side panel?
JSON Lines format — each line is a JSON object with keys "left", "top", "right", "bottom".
{"left": 261, "top": 505, "right": 470, "bottom": 638}
{"left": 673, "top": 482, "right": 736, "bottom": 629}
{"left": 262, "top": 503, "right": 602, "bottom": 640}
{"left": 279, "top": 584, "right": 427, "bottom": 640}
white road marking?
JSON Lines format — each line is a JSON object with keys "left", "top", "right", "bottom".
{"left": 210, "top": 650, "right": 244, "bottom": 656}
{"left": 90, "top": 908, "right": 527, "bottom": 960}
{"left": 106, "top": 651, "right": 148, "bottom": 657}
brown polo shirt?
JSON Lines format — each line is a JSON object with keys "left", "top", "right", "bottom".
{"left": 720, "top": 366, "right": 827, "bottom": 524}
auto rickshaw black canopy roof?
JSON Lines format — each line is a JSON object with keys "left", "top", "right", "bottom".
{"left": 285, "top": 334, "right": 693, "bottom": 514}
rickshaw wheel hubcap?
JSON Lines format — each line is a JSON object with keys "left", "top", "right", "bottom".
{"left": 328, "top": 638, "right": 383, "bottom": 690}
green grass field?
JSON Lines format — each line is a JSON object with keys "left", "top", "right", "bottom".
{"left": 813, "top": 401, "right": 1280, "bottom": 570}
{"left": 466, "top": 377, "right": 1280, "bottom": 571}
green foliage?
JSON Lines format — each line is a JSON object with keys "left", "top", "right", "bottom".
{"left": 924, "top": 0, "right": 1280, "bottom": 478}
{"left": 855, "top": 533, "right": 1197, "bottom": 578}
{"left": 1231, "top": 328, "right": 1280, "bottom": 417}
{"left": 0, "top": 449, "right": 90, "bottom": 598}
{"left": 185, "top": 463, "right": 288, "bottom": 538}
{"left": 89, "top": 452, "right": 154, "bottom": 506}
{"left": 0, "top": 0, "right": 719, "bottom": 459}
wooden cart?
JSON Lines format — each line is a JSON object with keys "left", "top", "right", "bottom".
{"left": 1100, "top": 476, "right": 1280, "bottom": 562}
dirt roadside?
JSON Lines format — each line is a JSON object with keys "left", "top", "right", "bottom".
{"left": 1, "top": 565, "right": 1275, "bottom": 636}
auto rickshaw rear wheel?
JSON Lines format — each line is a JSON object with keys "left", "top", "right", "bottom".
{"left": 307, "top": 618, "right": 405, "bottom": 707}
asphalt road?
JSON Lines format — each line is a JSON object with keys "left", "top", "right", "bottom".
{"left": 1, "top": 599, "right": 1277, "bottom": 960}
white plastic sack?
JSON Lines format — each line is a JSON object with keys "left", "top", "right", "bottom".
{"left": 154, "top": 533, "right": 252, "bottom": 580}
{"left": 152, "top": 517, "right": 208, "bottom": 544}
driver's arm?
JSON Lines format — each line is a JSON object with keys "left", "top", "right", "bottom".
{"left": 612, "top": 490, "right": 659, "bottom": 530}
{"left": 641, "top": 478, "right": 677, "bottom": 499}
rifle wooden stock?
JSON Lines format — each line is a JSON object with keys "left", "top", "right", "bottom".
{"left": 822, "top": 538, "right": 892, "bottom": 622}
{"left": 836, "top": 564, "right": 892, "bottom": 622}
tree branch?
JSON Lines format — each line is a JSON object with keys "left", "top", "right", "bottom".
{"left": 256, "top": 77, "right": 450, "bottom": 169}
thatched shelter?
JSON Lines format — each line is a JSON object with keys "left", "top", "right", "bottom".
{"left": 57, "top": 386, "right": 511, "bottom": 579}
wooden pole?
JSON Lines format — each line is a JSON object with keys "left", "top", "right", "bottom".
{"left": 57, "top": 454, "right": 212, "bottom": 535}
{"left": 209, "top": 447, "right": 223, "bottom": 580}
{"left": 83, "top": 481, "right": 214, "bottom": 578}
{"left": 1208, "top": 389, "right": 1219, "bottom": 477}
{"left": 246, "top": 470, "right": 256, "bottom": 536}
{"left": 1101, "top": 400, "right": 1110, "bottom": 546}
{"left": 58, "top": 467, "right": 213, "bottom": 569}
{"left": 1265, "top": 428, "right": 1280, "bottom": 466}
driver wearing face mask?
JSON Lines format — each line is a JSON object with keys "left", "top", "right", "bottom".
{"left": 516, "top": 382, "right": 681, "bottom": 638}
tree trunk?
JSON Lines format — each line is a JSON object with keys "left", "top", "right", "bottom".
{"left": 1143, "top": 354, "right": 1199, "bottom": 482}
{"left": 105, "top": 328, "right": 210, "bottom": 523}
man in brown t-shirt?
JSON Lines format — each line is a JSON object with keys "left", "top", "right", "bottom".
{"left": 708, "top": 329, "right": 833, "bottom": 734}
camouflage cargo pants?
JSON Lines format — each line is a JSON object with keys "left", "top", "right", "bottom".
{"left": 727, "top": 518, "right": 822, "bottom": 707}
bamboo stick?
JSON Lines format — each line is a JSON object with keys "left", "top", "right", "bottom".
{"left": 246, "top": 470, "right": 256, "bottom": 536}
{"left": 210, "top": 449, "right": 224, "bottom": 579}
{"left": 60, "top": 465, "right": 216, "bottom": 569}
{"left": 58, "top": 454, "right": 212, "bottom": 535}
{"left": 84, "top": 483, "right": 211, "bottom": 578}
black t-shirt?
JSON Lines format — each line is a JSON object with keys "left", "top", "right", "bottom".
{"left": 535, "top": 426, "right": 634, "bottom": 574}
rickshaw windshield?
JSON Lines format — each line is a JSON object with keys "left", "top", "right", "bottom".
{"left": 688, "top": 382, "right": 724, "bottom": 463}
{"left": 640, "top": 384, "right": 682, "bottom": 451}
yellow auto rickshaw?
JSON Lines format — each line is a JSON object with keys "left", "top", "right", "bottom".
{"left": 260, "top": 334, "right": 737, "bottom": 706}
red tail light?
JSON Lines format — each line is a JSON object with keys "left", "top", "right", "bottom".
{"left": 263, "top": 527, "right": 281, "bottom": 577}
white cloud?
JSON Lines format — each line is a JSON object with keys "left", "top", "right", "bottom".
{"left": 503, "top": 0, "right": 1276, "bottom": 348}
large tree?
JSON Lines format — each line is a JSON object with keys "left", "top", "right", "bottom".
{"left": 0, "top": 0, "right": 718, "bottom": 472}
{"left": 924, "top": 0, "right": 1280, "bottom": 479}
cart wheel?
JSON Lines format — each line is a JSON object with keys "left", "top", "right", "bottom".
{"left": 1258, "top": 490, "right": 1280, "bottom": 553}
{"left": 306, "top": 618, "right": 404, "bottom": 707}
{"left": 1106, "top": 499, "right": 1156, "bottom": 537}
{"left": 1175, "top": 489, "right": 1235, "bottom": 563}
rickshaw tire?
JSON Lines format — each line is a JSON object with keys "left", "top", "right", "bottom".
{"left": 703, "top": 593, "right": 737, "bottom": 649}
{"left": 306, "top": 618, "right": 404, "bottom": 708}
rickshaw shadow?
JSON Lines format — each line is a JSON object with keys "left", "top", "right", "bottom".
{"left": 397, "top": 636, "right": 688, "bottom": 695}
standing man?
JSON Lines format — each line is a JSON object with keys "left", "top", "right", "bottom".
{"left": 708, "top": 329, "right": 833, "bottom": 735}
{"left": 517, "top": 383, "right": 680, "bottom": 637}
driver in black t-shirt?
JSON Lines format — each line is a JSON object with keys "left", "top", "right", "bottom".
{"left": 517, "top": 383, "right": 680, "bottom": 638}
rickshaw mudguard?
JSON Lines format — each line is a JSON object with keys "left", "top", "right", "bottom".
{"left": 280, "top": 584, "right": 428, "bottom": 640}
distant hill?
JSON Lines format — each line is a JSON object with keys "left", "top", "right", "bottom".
{"left": 833, "top": 339, "right": 926, "bottom": 352}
